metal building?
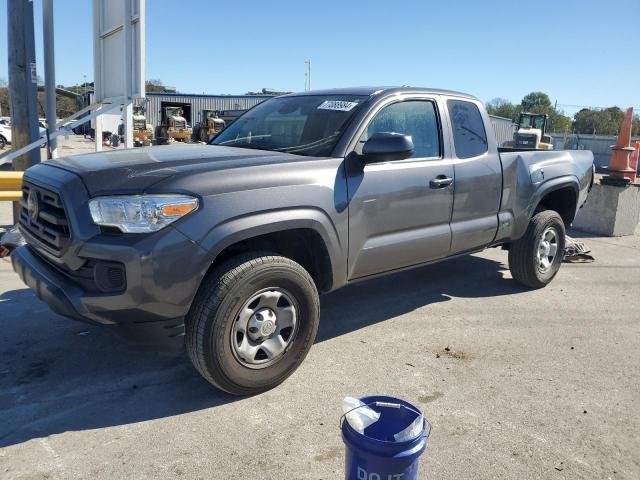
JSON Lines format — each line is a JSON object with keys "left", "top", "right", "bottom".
{"left": 551, "top": 133, "right": 640, "bottom": 170}
{"left": 489, "top": 115, "right": 516, "bottom": 147}
{"left": 145, "top": 92, "right": 274, "bottom": 127}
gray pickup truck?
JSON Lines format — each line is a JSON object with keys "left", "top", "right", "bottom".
{"left": 12, "top": 87, "right": 594, "bottom": 394}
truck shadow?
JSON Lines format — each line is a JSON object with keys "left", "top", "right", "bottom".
{"left": 317, "top": 253, "right": 526, "bottom": 342}
{"left": 0, "top": 252, "right": 525, "bottom": 448}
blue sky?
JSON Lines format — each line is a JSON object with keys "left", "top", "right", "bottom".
{"left": 1, "top": 0, "right": 639, "bottom": 116}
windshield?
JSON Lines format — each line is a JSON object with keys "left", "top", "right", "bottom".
{"left": 211, "top": 95, "right": 367, "bottom": 156}
{"left": 520, "top": 114, "right": 546, "bottom": 130}
{"left": 533, "top": 116, "right": 546, "bottom": 129}
{"left": 519, "top": 114, "right": 532, "bottom": 128}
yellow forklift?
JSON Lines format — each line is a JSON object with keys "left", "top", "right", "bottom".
{"left": 155, "top": 106, "right": 192, "bottom": 144}
{"left": 132, "top": 105, "right": 153, "bottom": 147}
{"left": 193, "top": 110, "right": 226, "bottom": 143}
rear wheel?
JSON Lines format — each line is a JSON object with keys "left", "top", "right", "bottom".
{"left": 186, "top": 253, "right": 320, "bottom": 395}
{"left": 0, "top": 135, "right": 6, "bottom": 149}
{"left": 155, "top": 126, "right": 169, "bottom": 145}
{"left": 508, "top": 210, "right": 565, "bottom": 288}
{"left": 192, "top": 124, "right": 201, "bottom": 142}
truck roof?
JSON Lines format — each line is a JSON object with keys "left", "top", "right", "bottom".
{"left": 283, "top": 86, "right": 478, "bottom": 101}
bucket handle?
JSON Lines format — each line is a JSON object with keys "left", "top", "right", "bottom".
{"left": 340, "top": 401, "right": 432, "bottom": 439}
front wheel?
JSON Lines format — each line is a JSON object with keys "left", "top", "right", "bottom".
{"left": 0, "top": 135, "right": 6, "bottom": 149}
{"left": 508, "top": 210, "right": 566, "bottom": 289}
{"left": 186, "top": 253, "right": 320, "bottom": 395}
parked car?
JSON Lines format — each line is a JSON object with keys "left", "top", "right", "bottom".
{"left": 12, "top": 87, "right": 594, "bottom": 395}
{"left": 0, "top": 122, "right": 10, "bottom": 149}
{"left": 0, "top": 120, "right": 47, "bottom": 150}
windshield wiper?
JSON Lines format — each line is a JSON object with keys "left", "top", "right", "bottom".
{"left": 215, "top": 134, "right": 272, "bottom": 146}
{"left": 277, "top": 132, "right": 339, "bottom": 154}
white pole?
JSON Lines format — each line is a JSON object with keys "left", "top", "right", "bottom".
{"left": 92, "top": 0, "right": 102, "bottom": 151}
{"left": 136, "top": 0, "right": 145, "bottom": 100}
{"left": 123, "top": 0, "right": 133, "bottom": 149}
{"left": 42, "top": 0, "right": 58, "bottom": 158}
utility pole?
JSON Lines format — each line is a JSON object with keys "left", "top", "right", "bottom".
{"left": 43, "top": 0, "right": 58, "bottom": 158}
{"left": 8, "top": 0, "right": 40, "bottom": 222}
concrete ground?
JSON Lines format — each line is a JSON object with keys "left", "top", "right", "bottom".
{"left": 0, "top": 223, "right": 638, "bottom": 479}
{"left": 0, "top": 134, "right": 121, "bottom": 168}
{"left": 39, "top": 135, "right": 103, "bottom": 159}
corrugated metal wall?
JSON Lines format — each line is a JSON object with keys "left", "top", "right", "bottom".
{"left": 489, "top": 115, "right": 516, "bottom": 146}
{"left": 551, "top": 133, "right": 640, "bottom": 170}
{"left": 146, "top": 93, "right": 273, "bottom": 126}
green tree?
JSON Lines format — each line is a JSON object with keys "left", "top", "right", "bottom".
{"left": 521, "top": 92, "right": 552, "bottom": 113}
{"left": 145, "top": 79, "right": 171, "bottom": 93}
{"left": 486, "top": 97, "right": 520, "bottom": 121}
{"left": 0, "top": 78, "right": 9, "bottom": 118}
{"left": 573, "top": 107, "right": 629, "bottom": 135}
{"left": 548, "top": 111, "right": 572, "bottom": 134}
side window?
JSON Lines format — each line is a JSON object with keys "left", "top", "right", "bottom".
{"left": 361, "top": 101, "right": 441, "bottom": 159}
{"left": 447, "top": 100, "right": 488, "bottom": 159}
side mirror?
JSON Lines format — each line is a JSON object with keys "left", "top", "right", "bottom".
{"left": 362, "top": 132, "right": 414, "bottom": 164}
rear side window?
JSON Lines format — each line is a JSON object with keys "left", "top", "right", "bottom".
{"left": 447, "top": 100, "right": 488, "bottom": 159}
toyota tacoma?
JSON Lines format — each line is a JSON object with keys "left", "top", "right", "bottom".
{"left": 12, "top": 87, "right": 594, "bottom": 395}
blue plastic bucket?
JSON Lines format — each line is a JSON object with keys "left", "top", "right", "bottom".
{"left": 341, "top": 395, "right": 429, "bottom": 480}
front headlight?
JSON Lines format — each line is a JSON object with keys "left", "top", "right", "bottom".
{"left": 89, "top": 195, "right": 199, "bottom": 233}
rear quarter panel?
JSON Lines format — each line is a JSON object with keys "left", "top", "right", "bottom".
{"left": 495, "top": 149, "right": 594, "bottom": 242}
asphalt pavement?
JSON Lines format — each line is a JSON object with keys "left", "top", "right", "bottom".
{"left": 0, "top": 224, "right": 639, "bottom": 479}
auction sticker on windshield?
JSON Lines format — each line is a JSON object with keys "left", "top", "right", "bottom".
{"left": 317, "top": 100, "right": 360, "bottom": 111}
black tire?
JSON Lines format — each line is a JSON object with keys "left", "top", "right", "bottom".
{"left": 192, "top": 124, "right": 201, "bottom": 142}
{"left": 186, "top": 253, "right": 320, "bottom": 395}
{"left": 0, "top": 135, "right": 6, "bottom": 150}
{"left": 155, "top": 126, "right": 168, "bottom": 145}
{"left": 508, "top": 210, "right": 566, "bottom": 289}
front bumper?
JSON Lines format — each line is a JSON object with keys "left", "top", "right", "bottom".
{"left": 12, "top": 226, "right": 208, "bottom": 345}
{"left": 12, "top": 244, "right": 86, "bottom": 322}
{"left": 13, "top": 164, "right": 211, "bottom": 346}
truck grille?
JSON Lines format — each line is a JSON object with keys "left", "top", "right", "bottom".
{"left": 19, "top": 182, "right": 71, "bottom": 256}
{"left": 173, "top": 120, "right": 186, "bottom": 129}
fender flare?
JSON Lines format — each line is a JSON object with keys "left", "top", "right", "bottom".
{"left": 196, "top": 207, "right": 345, "bottom": 288}
{"left": 531, "top": 176, "right": 579, "bottom": 214}
{"left": 513, "top": 175, "right": 580, "bottom": 239}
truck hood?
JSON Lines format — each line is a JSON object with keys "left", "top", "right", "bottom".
{"left": 47, "top": 144, "right": 310, "bottom": 195}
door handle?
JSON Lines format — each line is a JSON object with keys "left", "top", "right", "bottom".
{"left": 430, "top": 175, "right": 453, "bottom": 188}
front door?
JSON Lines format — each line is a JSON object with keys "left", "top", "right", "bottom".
{"left": 346, "top": 98, "right": 454, "bottom": 279}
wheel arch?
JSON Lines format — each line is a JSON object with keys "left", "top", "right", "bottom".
{"left": 532, "top": 179, "right": 579, "bottom": 226}
{"left": 196, "top": 209, "right": 344, "bottom": 294}
{"left": 507, "top": 176, "right": 579, "bottom": 241}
